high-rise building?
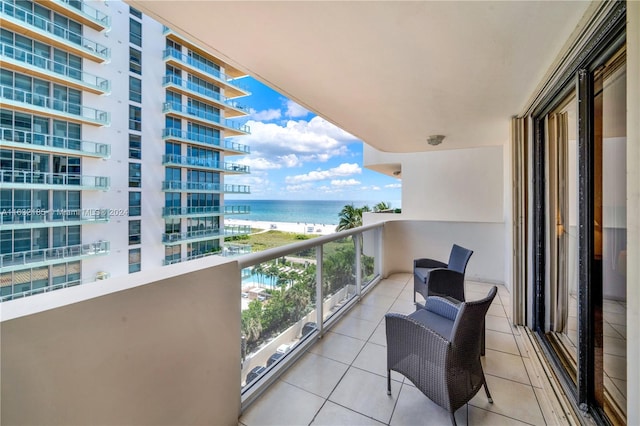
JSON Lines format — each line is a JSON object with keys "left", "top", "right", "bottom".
{"left": 0, "top": 0, "right": 252, "bottom": 301}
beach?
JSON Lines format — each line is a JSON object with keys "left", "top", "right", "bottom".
{"left": 225, "top": 218, "right": 337, "bottom": 235}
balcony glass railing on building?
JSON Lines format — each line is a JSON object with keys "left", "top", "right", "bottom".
{"left": 1, "top": 127, "right": 111, "bottom": 158}
{"left": 0, "top": 43, "right": 110, "bottom": 93}
{"left": 162, "top": 225, "right": 251, "bottom": 244}
{"left": 54, "top": 0, "right": 111, "bottom": 30}
{"left": 1, "top": 170, "right": 110, "bottom": 190}
{"left": 0, "top": 84, "right": 110, "bottom": 126}
{"left": 163, "top": 102, "right": 251, "bottom": 135}
{"left": 162, "top": 75, "right": 249, "bottom": 115}
{"left": 162, "top": 205, "right": 250, "bottom": 218}
{"left": 0, "top": 0, "right": 110, "bottom": 61}
{"left": 162, "top": 128, "right": 250, "bottom": 154}
{"left": 0, "top": 273, "right": 110, "bottom": 303}
{"left": 0, "top": 240, "right": 110, "bottom": 272}
{"left": 161, "top": 181, "right": 250, "bottom": 194}
{"left": 238, "top": 225, "right": 382, "bottom": 405}
{"left": 162, "top": 47, "right": 249, "bottom": 96}
{"left": 162, "top": 154, "right": 250, "bottom": 173}
{"left": 0, "top": 208, "right": 109, "bottom": 229}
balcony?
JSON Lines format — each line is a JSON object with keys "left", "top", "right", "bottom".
{"left": 0, "top": 43, "right": 110, "bottom": 94}
{"left": 0, "top": 84, "right": 110, "bottom": 126}
{"left": 161, "top": 181, "right": 250, "bottom": 194}
{"left": 162, "top": 75, "right": 249, "bottom": 118}
{"left": 162, "top": 154, "right": 249, "bottom": 173}
{"left": 0, "top": 220, "right": 577, "bottom": 425}
{"left": 163, "top": 102, "right": 251, "bottom": 136}
{"left": 162, "top": 47, "right": 250, "bottom": 98}
{"left": 161, "top": 225, "right": 251, "bottom": 244}
{"left": 1, "top": 170, "right": 110, "bottom": 190}
{"left": 34, "top": 0, "right": 110, "bottom": 31}
{"left": 0, "top": 240, "right": 109, "bottom": 273}
{"left": 0, "top": 0, "right": 110, "bottom": 62}
{"left": 162, "top": 245, "right": 252, "bottom": 266}
{"left": 0, "top": 208, "right": 109, "bottom": 230}
{"left": 1, "top": 127, "right": 110, "bottom": 158}
{"left": 162, "top": 205, "right": 250, "bottom": 218}
{"left": 162, "top": 128, "right": 250, "bottom": 155}
{"left": 0, "top": 274, "right": 109, "bottom": 303}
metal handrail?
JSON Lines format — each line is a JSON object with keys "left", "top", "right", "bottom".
{"left": 0, "top": 127, "right": 110, "bottom": 157}
{"left": 161, "top": 128, "right": 250, "bottom": 154}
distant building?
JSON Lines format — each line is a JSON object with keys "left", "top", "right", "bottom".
{"left": 0, "top": 0, "right": 252, "bottom": 301}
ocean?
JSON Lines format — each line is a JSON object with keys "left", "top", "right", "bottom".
{"left": 225, "top": 199, "right": 371, "bottom": 225}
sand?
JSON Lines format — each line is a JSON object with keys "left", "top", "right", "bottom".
{"left": 225, "top": 218, "right": 337, "bottom": 236}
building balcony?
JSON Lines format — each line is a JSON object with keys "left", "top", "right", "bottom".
{"left": 34, "top": 0, "right": 110, "bottom": 31}
{"left": 0, "top": 0, "right": 110, "bottom": 62}
{"left": 1, "top": 127, "right": 111, "bottom": 158}
{"left": 161, "top": 154, "right": 249, "bottom": 174}
{"left": 162, "top": 225, "right": 251, "bottom": 244}
{"left": 0, "top": 43, "right": 110, "bottom": 94}
{"left": 161, "top": 181, "right": 250, "bottom": 194}
{"left": 162, "top": 128, "right": 250, "bottom": 155}
{"left": 162, "top": 47, "right": 250, "bottom": 98}
{"left": 163, "top": 102, "right": 251, "bottom": 136}
{"left": 0, "top": 208, "right": 109, "bottom": 230}
{"left": 0, "top": 240, "right": 109, "bottom": 273}
{"left": 162, "top": 205, "right": 250, "bottom": 218}
{"left": 0, "top": 84, "right": 110, "bottom": 126}
{"left": 162, "top": 75, "right": 249, "bottom": 118}
{"left": 1, "top": 170, "right": 110, "bottom": 190}
{"left": 1, "top": 274, "right": 109, "bottom": 303}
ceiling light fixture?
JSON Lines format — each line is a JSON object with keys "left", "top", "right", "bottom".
{"left": 427, "top": 135, "right": 445, "bottom": 146}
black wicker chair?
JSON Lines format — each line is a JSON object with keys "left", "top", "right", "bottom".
{"left": 413, "top": 244, "right": 473, "bottom": 304}
{"left": 385, "top": 286, "right": 497, "bottom": 426}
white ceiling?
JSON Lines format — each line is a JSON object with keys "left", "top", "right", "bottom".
{"left": 130, "top": 1, "right": 592, "bottom": 153}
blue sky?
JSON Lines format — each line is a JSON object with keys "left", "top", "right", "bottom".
{"left": 224, "top": 77, "right": 402, "bottom": 206}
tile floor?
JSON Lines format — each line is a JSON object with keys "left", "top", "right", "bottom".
{"left": 239, "top": 273, "right": 567, "bottom": 426}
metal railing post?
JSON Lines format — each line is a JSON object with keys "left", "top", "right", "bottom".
{"left": 355, "top": 233, "right": 362, "bottom": 299}
{"left": 316, "top": 244, "right": 323, "bottom": 337}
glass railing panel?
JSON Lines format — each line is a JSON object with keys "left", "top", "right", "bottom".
{"left": 0, "top": 170, "right": 110, "bottom": 189}
{"left": 240, "top": 248, "right": 319, "bottom": 389}
{"left": 161, "top": 128, "right": 250, "bottom": 154}
{"left": 1, "top": 127, "right": 110, "bottom": 157}
{"left": 162, "top": 225, "right": 250, "bottom": 243}
{"left": 0, "top": 208, "right": 109, "bottom": 226}
{"left": 0, "top": 84, "right": 110, "bottom": 125}
{"left": 361, "top": 228, "right": 379, "bottom": 289}
{"left": 161, "top": 154, "right": 249, "bottom": 173}
{"left": 0, "top": 44, "right": 110, "bottom": 91}
{"left": 58, "top": 0, "right": 110, "bottom": 27}
{"left": 0, "top": 274, "right": 109, "bottom": 303}
{"left": 0, "top": 240, "right": 109, "bottom": 269}
{"left": 162, "top": 47, "right": 248, "bottom": 93}
{"left": 0, "top": 0, "right": 110, "bottom": 59}
{"left": 321, "top": 236, "right": 358, "bottom": 322}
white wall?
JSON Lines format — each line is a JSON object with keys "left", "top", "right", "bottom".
{"left": 1, "top": 258, "right": 242, "bottom": 425}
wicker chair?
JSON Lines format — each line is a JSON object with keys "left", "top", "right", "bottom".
{"left": 385, "top": 286, "right": 497, "bottom": 426}
{"left": 413, "top": 244, "right": 473, "bottom": 304}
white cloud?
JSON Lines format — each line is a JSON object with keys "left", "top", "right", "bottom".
{"left": 236, "top": 157, "right": 282, "bottom": 170}
{"left": 285, "top": 100, "right": 309, "bottom": 118}
{"left": 231, "top": 116, "right": 358, "bottom": 169}
{"left": 251, "top": 108, "right": 282, "bottom": 121}
{"left": 385, "top": 183, "right": 402, "bottom": 188}
{"left": 285, "top": 183, "right": 315, "bottom": 193}
{"left": 360, "top": 185, "right": 381, "bottom": 191}
{"left": 331, "top": 179, "right": 361, "bottom": 187}
{"left": 285, "top": 163, "right": 361, "bottom": 184}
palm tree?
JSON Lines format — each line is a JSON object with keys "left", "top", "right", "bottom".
{"left": 373, "top": 201, "right": 391, "bottom": 212}
{"left": 336, "top": 204, "right": 370, "bottom": 232}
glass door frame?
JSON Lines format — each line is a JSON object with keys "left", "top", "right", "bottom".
{"left": 529, "top": 2, "right": 626, "bottom": 423}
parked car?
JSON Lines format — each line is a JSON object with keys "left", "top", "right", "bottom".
{"left": 302, "top": 322, "right": 317, "bottom": 337}
{"left": 266, "top": 352, "right": 283, "bottom": 367}
{"left": 245, "top": 366, "right": 265, "bottom": 385}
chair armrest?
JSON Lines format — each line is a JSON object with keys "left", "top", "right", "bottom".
{"left": 424, "top": 296, "right": 460, "bottom": 321}
{"left": 385, "top": 313, "right": 450, "bottom": 371}
{"left": 414, "top": 258, "right": 448, "bottom": 269}
{"left": 426, "top": 268, "right": 465, "bottom": 302}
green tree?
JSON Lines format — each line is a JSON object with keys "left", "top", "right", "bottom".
{"left": 373, "top": 201, "right": 391, "bottom": 212}
{"left": 336, "top": 204, "right": 370, "bottom": 232}
{"left": 241, "top": 299, "right": 263, "bottom": 349}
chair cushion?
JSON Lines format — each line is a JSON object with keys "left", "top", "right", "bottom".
{"left": 414, "top": 267, "right": 432, "bottom": 283}
{"left": 408, "top": 308, "right": 454, "bottom": 340}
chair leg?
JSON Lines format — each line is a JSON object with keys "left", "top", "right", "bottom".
{"left": 482, "top": 371, "right": 493, "bottom": 403}
{"left": 449, "top": 412, "right": 457, "bottom": 426}
{"left": 387, "top": 370, "right": 392, "bottom": 395}
{"left": 481, "top": 320, "right": 486, "bottom": 356}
